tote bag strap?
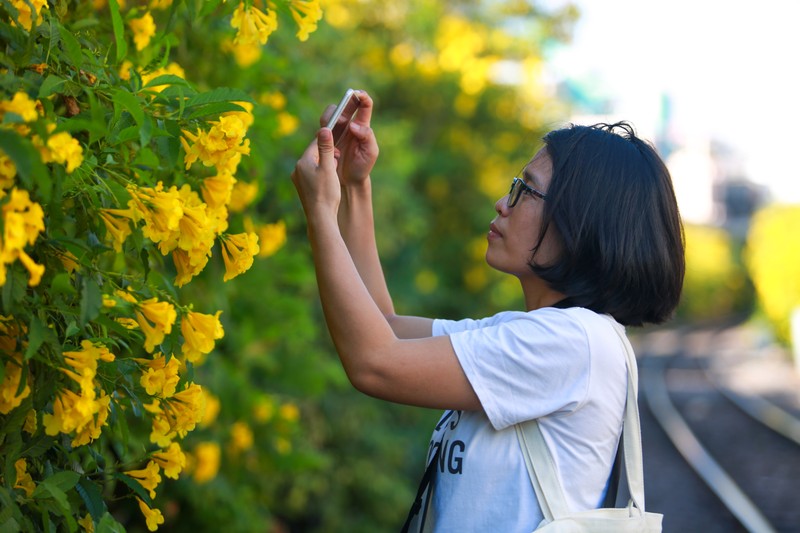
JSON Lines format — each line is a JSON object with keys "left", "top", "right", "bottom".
{"left": 515, "top": 315, "right": 647, "bottom": 520}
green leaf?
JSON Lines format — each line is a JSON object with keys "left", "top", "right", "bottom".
{"left": 33, "top": 481, "right": 75, "bottom": 529}
{"left": 185, "top": 101, "right": 247, "bottom": 120}
{"left": 142, "top": 74, "right": 193, "bottom": 89}
{"left": 23, "top": 316, "right": 45, "bottom": 361}
{"left": 76, "top": 478, "right": 107, "bottom": 522}
{"left": 38, "top": 74, "right": 67, "bottom": 97}
{"left": 113, "top": 473, "right": 153, "bottom": 507}
{"left": 184, "top": 87, "right": 254, "bottom": 108}
{"left": 108, "top": 0, "right": 128, "bottom": 63}
{"left": 96, "top": 513, "right": 127, "bottom": 533}
{"left": 58, "top": 23, "right": 83, "bottom": 68}
{"left": 43, "top": 470, "right": 80, "bottom": 492}
{"left": 79, "top": 277, "right": 102, "bottom": 326}
{"left": 50, "top": 272, "right": 78, "bottom": 296}
{"left": 0, "top": 129, "right": 47, "bottom": 190}
{"left": 20, "top": 434, "right": 56, "bottom": 458}
{"left": 112, "top": 89, "right": 145, "bottom": 127}
{"left": 199, "top": 0, "right": 224, "bottom": 17}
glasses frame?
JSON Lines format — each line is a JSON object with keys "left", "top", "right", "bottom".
{"left": 507, "top": 176, "right": 547, "bottom": 208}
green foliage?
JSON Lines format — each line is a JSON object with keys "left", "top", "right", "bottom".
{"left": 0, "top": 0, "right": 576, "bottom": 531}
{"left": 677, "top": 223, "right": 752, "bottom": 323}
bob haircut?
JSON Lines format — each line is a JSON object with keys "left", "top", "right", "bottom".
{"left": 531, "top": 122, "right": 685, "bottom": 326}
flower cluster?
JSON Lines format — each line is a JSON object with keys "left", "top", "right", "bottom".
{"left": 8, "top": 0, "right": 48, "bottom": 31}
{"left": 42, "top": 340, "right": 115, "bottom": 447}
{"left": 0, "top": 318, "right": 31, "bottom": 414}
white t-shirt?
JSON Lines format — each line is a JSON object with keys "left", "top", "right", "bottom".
{"left": 416, "top": 307, "right": 628, "bottom": 533}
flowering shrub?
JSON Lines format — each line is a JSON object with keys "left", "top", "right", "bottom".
{"left": 0, "top": 0, "right": 319, "bottom": 530}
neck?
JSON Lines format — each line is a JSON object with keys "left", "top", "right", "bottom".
{"left": 521, "top": 277, "right": 568, "bottom": 312}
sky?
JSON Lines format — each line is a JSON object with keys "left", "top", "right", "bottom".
{"left": 539, "top": 0, "right": 800, "bottom": 215}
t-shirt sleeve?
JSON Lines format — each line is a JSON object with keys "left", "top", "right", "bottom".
{"left": 447, "top": 310, "right": 593, "bottom": 430}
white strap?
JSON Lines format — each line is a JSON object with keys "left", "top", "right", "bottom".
{"left": 515, "top": 315, "right": 647, "bottom": 519}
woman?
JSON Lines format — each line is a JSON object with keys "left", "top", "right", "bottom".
{"left": 291, "top": 90, "right": 684, "bottom": 532}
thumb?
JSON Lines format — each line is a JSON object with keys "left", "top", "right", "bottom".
{"left": 317, "top": 127, "right": 336, "bottom": 170}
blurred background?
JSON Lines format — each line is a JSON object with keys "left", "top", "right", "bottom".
{"left": 153, "top": 0, "right": 800, "bottom": 531}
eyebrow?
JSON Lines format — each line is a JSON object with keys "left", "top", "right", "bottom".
{"left": 522, "top": 168, "right": 543, "bottom": 189}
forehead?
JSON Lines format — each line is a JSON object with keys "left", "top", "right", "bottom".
{"left": 522, "top": 148, "right": 552, "bottom": 187}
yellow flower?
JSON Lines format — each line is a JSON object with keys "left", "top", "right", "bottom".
{"left": 128, "top": 183, "right": 183, "bottom": 248}
{"left": 181, "top": 311, "right": 224, "bottom": 363}
{"left": 45, "top": 131, "right": 84, "bottom": 173}
{"left": 100, "top": 208, "right": 136, "bottom": 252}
{"left": 227, "top": 180, "right": 258, "bottom": 213}
{"left": 288, "top": 0, "right": 323, "bottom": 42}
{"left": 231, "top": 2, "right": 278, "bottom": 46}
{"left": 135, "top": 298, "right": 177, "bottom": 353}
{"left": 119, "top": 59, "right": 134, "bottom": 81}
{"left": 253, "top": 395, "right": 275, "bottom": 423}
{"left": 152, "top": 442, "right": 186, "bottom": 479}
{"left": 0, "top": 351, "right": 31, "bottom": 414}
{"left": 276, "top": 111, "right": 299, "bottom": 136}
{"left": 279, "top": 402, "right": 300, "bottom": 423}
{"left": 129, "top": 12, "right": 156, "bottom": 51}
{"left": 0, "top": 92, "right": 39, "bottom": 122}
{"left": 63, "top": 340, "right": 115, "bottom": 380}
{"left": 146, "top": 383, "right": 205, "bottom": 445}
{"left": 9, "top": 0, "right": 48, "bottom": 31}
{"left": 181, "top": 115, "right": 251, "bottom": 174}
{"left": 137, "top": 354, "right": 180, "bottom": 397}
{"left": 199, "top": 389, "right": 220, "bottom": 427}
{"left": 0, "top": 151, "right": 17, "bottom": 189}
{"left": 14, "top": 458, "right": 36, "bottom": 497}
{"left": 140, "top": 62, "right": 185, "bottom": 93}
{"left": 16, "top": 249, "right": 44, "bottom": 287}
{"left": 172, "top": 248, "right": 208, "bottom": 288}
{"left": 2, "top": 188, "right": 45, "bottom": 249}
{"left": 256, "top": 220, "right": 286, "bottom": 258}
{"left": 136, "top": 498, "right": 165, "bottom": 532}
{"left": 149, "top": 0, "right": 172, "bottom": 9}
{"left": 229, "top": 421, "right": 254, "bottom": 453}
{"left": 220, "top": 232, "right": 259, "bottom": 281}
{"left": 23, "top": 408, "right": 37, "bottom": 434}
{"left": 220, "top": 37, "right": 262, "bottom": 68}
{"left": 43, "top": 387, "right": 111, "bottom": 447}
{"left": 191, "top": 442, "right": 220, "bottom": 484}
{"left": 125, "top": 460, "right": 161, "bottom": 499}
{"left": 201, "top": 172, "right": 236, "bottom": 210}
{"left": 78, "top": 513, "right": 94, "bottom": 533}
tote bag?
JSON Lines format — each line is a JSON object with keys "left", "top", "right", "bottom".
{"left": 514, "top": 317, "right": 662, "bottom": 533}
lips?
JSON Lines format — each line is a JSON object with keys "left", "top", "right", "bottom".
{"left": 488, "top": 222, "right": 503, "bottom": 238}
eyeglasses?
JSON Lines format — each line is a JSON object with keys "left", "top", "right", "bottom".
{"left": 507, "top": 177, "right": 547, "bottom": 208}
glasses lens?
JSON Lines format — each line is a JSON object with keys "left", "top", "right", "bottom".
{"left": 508, "top": 178, "right": 521, "bottom": 207}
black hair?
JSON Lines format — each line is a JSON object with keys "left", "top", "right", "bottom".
{"left": 532, "top": 122, "right": 685, "bottom": 326}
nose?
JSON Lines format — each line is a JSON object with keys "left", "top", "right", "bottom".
{"left": 495, "top": 195, "right": 511, "bottom": 216}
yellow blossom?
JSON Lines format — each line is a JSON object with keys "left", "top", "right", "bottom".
{"left": 78, "top": 513, "right": 94, "bottom": 533}
{"left": 9, "top": 0, "right": 48, "bottom": 31}
{"left": 0, "top": 151, "right": 17, "bottom": 189}
{"left": 146, "top": 383, "right": 205, "bottom": 445}
{"left": 56, "top": 249, "right": 80, "bottom": 273}
{"left": 152, "top": 442, "right": 186, "bottom": 479}
{"left": 181, "top": 311, "right": 224, "bottom": 363}
{"left": 135, "top": 298, "right": 177, "bottom": 353}
{"left": 253, "top": 395, "right": 274, "bottom": 423}
{"left": 137, "top": 498, "right": 165, "bottom": 531}
{"left": 221, "top": 38, "right": 262, "bottom": 68}
{"left": 231, "top": 2, "right": 278, "bottom": 46}
{"left": 140, "top": 62, "right": 186, "bottom": 93}
{"left": 149, "top": 0, "right": 172, "bottom": 9}
{"left": 191, "top": 442, "right": 220, "bottom": 484}
{"left": 230, "top": 421, "right": 254, "bottom": 453}
{"left": 289, "top": 0, "right": 323, "bottom": 42}
{"left": 279, "top": 402, "right": 300, "bottom": 423}
{"left": 125, "top": 460, "right": 161, "bottom": 499}
{"left": 129, "top": 12, "right": 156, "bottom": 51}
{"left": 227, "top": 180, "right": 258, "bottom": 213}
{"left": 172, "top": 248, "right": 209, "bottom": 288}
{"left": 137, "top": 354, "right": 181, "bottom": 397}
{"left": 199, "top": 388, "right": 220, "bottom": 427}
{"left": 127, "top": 183, "right": 183, "bottom": 248}
{"left": 181, "top": 115, "right": 250, "bottom": 174}
{"left": 119, "top": 59, "right": 134, "bottom": 81}
{"left": 276, "top": 111, "right": 299, "bottom": 136}
{"left": 0, "top": 92, "right": 39, "bottom": 122}
{"left": 256, "top": 220, "right": 286, "bottom": 258}
{"left": 43, "top": 388, "right": 111, "bottom": 447}
{"left": 14, "top": 459, "right": 36, "bottom": 497}
{"left": 260, "top": 91, "right": 286, "bottom": 110}
{"left": 0, "top": 351, "right": 31, "bottom": 414}
{"left": 23, "top": 408, "right": 37, "bottom": 434}
{"left": 201, "top": 172, "right": 236, "bottom": 210}
{"left": 220, "top": 232, "right": 259, "bottom": 281}
{"left": 45, "top": 131, "right": 84, "bottom": 173}
{"left": 100, "top": 208, "right": 136, "bottom": 252}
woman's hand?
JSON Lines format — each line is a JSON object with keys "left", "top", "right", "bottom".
{"left": 292, "top": 128, "right": 341, "bottom": 221}
{"left": 320, "top": 90, "right": 379, "bottom": 186}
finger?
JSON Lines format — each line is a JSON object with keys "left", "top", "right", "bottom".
{"left": 317, "top": 127, "right": 336, "bottom": 171}
{"left": 320, "top": 104, "right": 337, "bottom": 128}
{"left": 353, "top": 90, "right": 373, "bottom": 126}
{"left": 347, "top": 121, "right": 373, "bottom": 143}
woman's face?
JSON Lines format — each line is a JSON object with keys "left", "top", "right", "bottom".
{"left": 486, "top": 148, "right": 562, "bottom": 277}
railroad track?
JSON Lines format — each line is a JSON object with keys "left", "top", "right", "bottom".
{"left": 634, "top": 325, "right": 800, "bottom": 533}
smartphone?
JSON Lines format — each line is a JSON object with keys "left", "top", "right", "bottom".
{"left": 326, "top": 89, "right": 361, "bottom": 146}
